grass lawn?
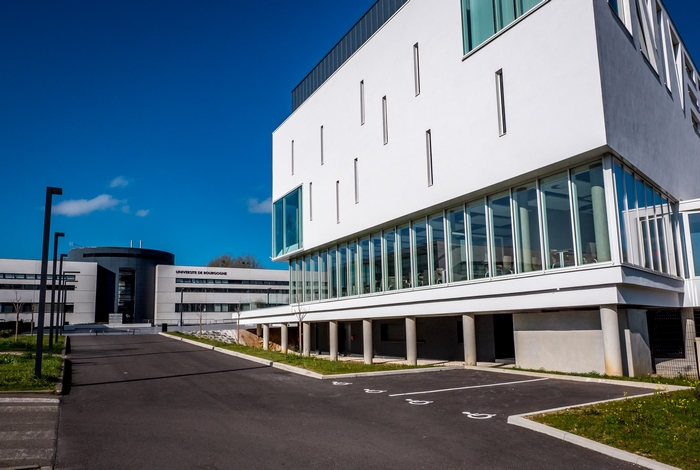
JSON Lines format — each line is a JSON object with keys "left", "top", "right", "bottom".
{"left": 509, "top": 366, "right": 696, "bottom": 387}
{"left": 532, "top": 383, "right": 700, "bottom": 469}
{"left": 0, "top": 353, "right": 63, "bottom": 391}
{"left": 167, "top": 331, "right": 429, "bottom": 375}
{"left": 0, "top": 335, "right": 65, "bottom": 355}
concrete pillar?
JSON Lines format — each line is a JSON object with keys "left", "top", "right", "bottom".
{"left": 363, "top": 319, "right": 373, "bottom": 365}
{"left": 519, "top": 205, "right": 532, "bottom": 272}
{"left": 302, "top": 322, "right": 311, "bottom": 357}
{"left": 281, "top": 323, "right": 288, "bottom": 354}
{"left": 681, "top": 308, "right": 697, "bottom": 361}
{"left": 262, "top": 324, "right": 270, "bottom": 351}
{"left": 463, "top": 314, "right": 477, "bottom": 366}
{"left": 329, "top": 321, "right": 338, "bottom": 361}
{"left": 256, "top": 324, "right": 262, "bottom": 337}
{"left": 591, "top": 169, "right": 611, "bottom": 262}
{"left": 406, "top": 317, "right": 417, "bottom": 366}
{"left": 344, "top": 323, "right": 352, "bottom": 356}
{"left": 600, "top": 305, "right": 624, "bottom": 376}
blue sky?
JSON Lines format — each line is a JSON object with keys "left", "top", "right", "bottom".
{"left": 1, "top": 0, "right": 698, "bottom": 269}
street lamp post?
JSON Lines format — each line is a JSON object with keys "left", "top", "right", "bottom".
{"left": 36, "top": 187, "right": 62, "bottom": 379}
{"left": 49, "top": 232, "right": 64, "bottom": 354}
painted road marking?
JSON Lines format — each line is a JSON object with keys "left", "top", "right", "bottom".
{"left": 388, "top": 378, "right": 548, "bottom": 397}
{"left": 0, "top": 406, "right": 58, "bottom": 413}
{"left": 0, "top": 398, "right": 59, "bottom": 404}
{"left": 332, "top": 381, "right": 352, "bottom": 386}
{"left": 0, "top": 430, "right": 55, "bottom": 441}
{"left": 406, "top": 399, "right": 433, "bottom": 405}
{"left": 364, "top": 389, "right": 387, "bottom": 394}
{"left": 0, "top": 448, "right": 55, "bottom": 461}
{"left": 463, "top": 412, "right": 496, "bottom": 420}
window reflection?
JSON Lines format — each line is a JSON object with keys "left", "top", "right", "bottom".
{"left": 398, "top": 224, "right": 412, "bottom": 289}
{"left": 572, "top": 162, "right": 611, "bottom": 264}
{"left": 371, "top": 233, "right": 383, "bottom": 293}
{"left": 447, "top": 208, "right": 468, "bottom": 282}
{"left": 429, "top": 213, "right": 446, "bottom": 284}
{"left": 467, "top": 200, "right": 489, "bottom": 278}
{"left": 488, "top": 191, "right": 515, "bottom": 276}
{"left": 513, "top": 182, "right": 542, "bottom": 272}
{"left": 413, "top": 220, "right": 429, "bottom": 286}
{"left": 384, "top": 230, "right": 397, "bottom": 291}
{"left": 541, "top": 172, "right": 575, "bottom": 269}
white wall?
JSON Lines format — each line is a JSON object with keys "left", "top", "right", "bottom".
{"left": 273, "top": 0, "right": 607, "bottom": 258}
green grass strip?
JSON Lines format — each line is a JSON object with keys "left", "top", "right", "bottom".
{"left": 0, "top": 335, "right": 65, "bottom": 355}
{"left": 532, "top": 384, "right": 700, "bottom": 469}
{"left": 0, "top": 353, "right": 63, "bottom": 391}
{"left": 509, "top": 366, "right": 696, "bottom": 387}
{"left": 167, "top": 331, "right": 429, "bottom": 375}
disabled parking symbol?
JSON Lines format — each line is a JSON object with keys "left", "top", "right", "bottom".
{"left": 462, "top": 412, "right": 496, "bottom": 420}
{"left": 406, "top": 399, "right": 433, "bottom": 405}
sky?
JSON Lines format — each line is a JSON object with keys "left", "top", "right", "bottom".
{"left": 1, "top": 0, "right": 699, "bottom": 269}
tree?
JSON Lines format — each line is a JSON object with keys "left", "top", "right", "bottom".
{"left": 207, "top": 254, "right": 264, "bottom": 269}
{"left": 233, "top": 302, "right": 242, "bottom": 345}
{"left": 12, "top": 291, "right": 24, "bottom": 341}
{"left": 293, "top": 303, "right": 310, "bottom": 356}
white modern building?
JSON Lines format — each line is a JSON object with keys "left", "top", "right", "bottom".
{"left": 251, "top": 0, "right": 700, "bottom": 377}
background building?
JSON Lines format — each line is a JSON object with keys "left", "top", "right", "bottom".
{"left": 254, "top": 0, "right": 700, "bottom": 377}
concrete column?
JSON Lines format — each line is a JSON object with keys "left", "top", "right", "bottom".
{"left": 262, "top": 324, "right": 270, "bottom": 351}
{"left": 256, "top": 324, "right": 262, "bottom": 337}
{"left": 302, "top": 322, "right": 311, "bottom": 357}
{"left": 591, "top": 169, "right": 611, "bottom": 262}
{"left": 519, "top": 205, "right": 532, "bottom": 272}
{"left": 681, "top": 308, "right": 697, "bottom": 361}
{"left": 463, "top": 314, "right": 477, "bottom": 366}
{"left": 281, "top": 323, "right": 288, "bottom": 354}
{"left": 329, "top": 321, "right": 338, "bottom": 361}
{"left": 363, "top": 319, "right": 373, "bottom": 365}
{"left": 405, "top": 317, "right": 417, "bottom": 365}
{"left": 600, "top": 305, "right": 624, "bottom": 376}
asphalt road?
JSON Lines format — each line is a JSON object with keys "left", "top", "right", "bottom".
{"left": 55, "top": 335, "right": 649, "bottom": 470}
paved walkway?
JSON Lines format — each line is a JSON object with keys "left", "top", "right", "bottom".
{"left": 0, "top": 396, "right": 59, "bottom": 469}
{"left": 56, "top": 334, "right": 651, "bottom": 470}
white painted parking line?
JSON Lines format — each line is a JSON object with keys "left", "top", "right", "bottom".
{"left": 0, "top": 398, "right": 59, "bottom": 404}
{"left": 388, "top": 378, "right": 548, "bottom": 397}
{"left": 364, "top": 389, "right": 386, "bottom": 394}
{"left": 0, "top": 448, "right": 55, "bottom": 461}
{"left": 332, "top": 381, "right": 352, "bottom": 386}
{"left": 0, "top": 406, "right": 58, "bottom": 413}
{"left": 0, "top": 430, "right": 55, "bottom": 441}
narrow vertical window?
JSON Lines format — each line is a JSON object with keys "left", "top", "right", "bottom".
{"left": 496, "top": 70, "right": 507, "bottom": 136}
{"left": 413, "top": 43, "right": 421, "bottom": 96}
{"left": 426, "top": 130, "right": 434, "bottom": 186}
{"left": 291, "top": 140, "right": 295, "bottom": 175}
{"left": 382, "top": 96, "right": 389, "bottom": 145}
{"left": 309, "top": 182, "right": 313, "bottom": 221}
{"left": 360, "top": 80, "right": 365, "bottom": 126}
{"left": 336, "top": 180, "right": 340, "bottom": 224}
{"left": 320, "top": 126, "right": 324, "bottom": 165}
{"left": 354, "top": 158, "right": 359, "bottom": 203}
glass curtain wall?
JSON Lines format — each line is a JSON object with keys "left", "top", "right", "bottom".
{"left": 398, "top": 224, "right": 412, "bottom": 289}
{"left": 447, "top": 207, "right": 468, "bottom": 282}
{"left": 512, "top": 182, "right": 542, "bottom": 272}
{"left": 339, "top": 245, "right": 348, "bottom": 297}
{"left": 348, "top": 242, "right": 358, "bottom": 296}
{"left": 488, "top": 191, "right": 515, "bottom": 276}
{"left": 371, "top": 233, "right": 383, "bottom": 293}
{"left": 413, "top": 219, "right": 429, "bottom": 287}
{"left": 541, "top": 172, "right": 575, "bottom": 269}
{"left": 467, "top": 200, "right": 489, "bottom": 278}
{"left": 290, "top": 261, "right": 297, "bottom": 304}
{"left": 384, "top": 230, "right": 397, "bottom": 291}
{"left": 571, "top": 162, "right": 611, "bottom": 264}
{"left": 429, "top": 213, "right": 447, "bottom": 284}
{"left": 273, "top": 187, "right": 303, "bottom": 257}
{"left": 304, "top": 256, "right": 312, "bottom": 302}
{"left": 461, "top": 0, "right": 543, "bottom": 53}
{"left": 311, "top": 253, "right": 319, "bottom": 300}
{"left": 689, "top": 213, "right": 700, "bottom": 276}
{"left": 329, "top": 249, "right": 338, "bottom": 299}
{"left": 360, "top": 237, "right": 371, "bottom": 295}
{"left": 319, "top": 250, "right": 328, "bottom": 300}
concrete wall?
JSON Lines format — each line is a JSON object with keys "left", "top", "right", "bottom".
{"left": 513, "top": 310, "right": 606, "bottom": 374}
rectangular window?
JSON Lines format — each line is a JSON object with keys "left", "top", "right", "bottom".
{"left": 360, "top": 237, "right": 371, "bottom": 295}
{"left": 488, "top": 191, "right": 515, "bottom": 276}
{"left": 496, "top": 70, "right": 507, "bottom": 136}
{"left": 303, "top": 256, "right": 312, "bottom": 302}
{"left": 382, "top": 96, "right": 389, "bottom": 145}
{"left": 384, "top": 229, "right": 397, "bottom": 291}
{"left": 360, "top": 80, "right": 365, "bottom": 126}
{"left": 429, "top": 213, "right": 446, "bottom": 284}
{"left": 312, "top": 252, "right": 319, "bottom": 300}
{"left": 320, "top": 126, "right": 324, "bottom": 165}
{"left": 426, "top": 130, "right": 434, "bottom": 186}
{"left": 291, "top": 140, "right": 294, "bottom": 175}
{"left": 571, "top": 161, "right": 611, "bottom": 264}
{"left": 371, "top": 233, "right": 383, "bottom": 293}
{"left": 272, "top": 186, "right": 303, "bottom": 258}
{"left": 688, "top": 213, "right": 700, "bottom": 276}
{"left": 447, "top": 206, "right": 468, "bottom": 282}
{"left": 467, "top": 199, "right": 489, "bottom": 279}
{"left": 413, "top": 218, "right": 429, "bottom": 287}
{"left": 319, "top": 250, "right": 328, "bottom": 300}
{"left": 540, "top": 172, "right": 575, "bottom": 269}
{"left": 289, "top": 261, "right": 297, "bottom": 304}
{"left": 336, "top": 180, "right": 340, "bottom": 224}
{"left": 613, "top": 163, "right": 629, "bottom": 263}
{"left": 513, "top": 182, "right": 542, "bottom": 272}
{"left": 398, "top": 224, "right": 412, "bottom": 289}
{"left": 339, "top": 244, "right": 348, "bottom": 297}
{"left": 354, "top": 159, "right": 359, "bottom": 203}
{"left": 309, "top": 182, "right": 313, "bottom": 221}
{"left": 348, "top": 242, "right": 358, "bottom": 296}
{"left": 413, "top": 43, "right": 421, "bottom": 96}
{"left": 461, "top": 0, "right": 543, "bottom": 53}
{"left": 329, "top": 249, "right": 338, "bottom": 299}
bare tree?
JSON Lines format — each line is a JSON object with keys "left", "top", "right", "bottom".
{"left": 195, "top": 304, "right": 206, "bottom": 336}
{"left": 292, "top": 302, "right": 310, "bottom": 355}
{"left": 207, "top": 254, "right": 265, "bottom": 269}
{"left": 30, "top": 302, "right": 36, "bottom": 336}
{"left": 12, "top": 291, "right": 24, "bottom": 341}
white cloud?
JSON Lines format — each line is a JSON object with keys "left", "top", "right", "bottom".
{"left": 135, "top": 209, "right": 150, "bottom": 217}
{"left": 121, "top": 205, "right": 131, "bottom": 214}
{"left": 247, "top": 197, "right": 272, "bottom": 214}
{"left": 54, "top": 194, "right": 121, "bottom": 217}
{"left": 109, "top": 176, "right": 129, "bottom": 188}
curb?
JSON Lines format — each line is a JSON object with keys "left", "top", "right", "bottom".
{"left": 464, "top": 365, "right": 689, "bottom": 392}
{"left": 160, "top": 333, "right": 462, "bottom": 380}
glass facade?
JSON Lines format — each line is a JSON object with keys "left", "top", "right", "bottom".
{"left": 289, "top": 159, "right": 681, "bottom": 304}
{"left": 461, "top": 0, "right": 544, "bottom": 54}
{"left": 273, "top": 187, "right": 303, "bottom": 258}
{"left": 689, "top": 213, "right": 700, "bottom": 276}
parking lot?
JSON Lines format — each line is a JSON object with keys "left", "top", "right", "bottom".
{"left": 55, "top": 335, "right": 651, "bottom": 469}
